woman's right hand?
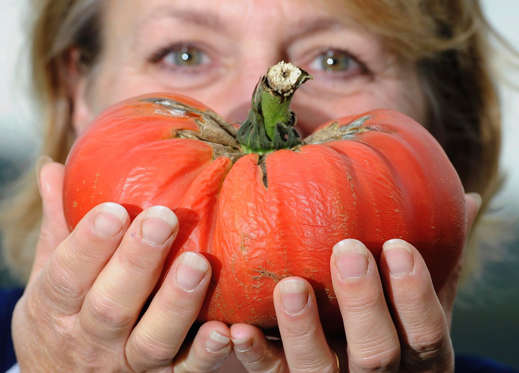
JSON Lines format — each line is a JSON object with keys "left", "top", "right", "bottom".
{"left": 12, "top": 160, "right": 232, "bottom": 372}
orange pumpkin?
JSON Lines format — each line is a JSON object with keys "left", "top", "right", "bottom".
{"left": 63, "top": 62, "right": 466, "bottom": 333}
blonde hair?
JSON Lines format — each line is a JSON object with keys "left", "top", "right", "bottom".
{"left": 0, "top": 0, "right": 509, "bottom": 283}
{"left": 0, "top": 0, "right": 102, "bottom": 281}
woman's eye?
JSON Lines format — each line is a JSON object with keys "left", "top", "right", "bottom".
{"left": 153, "top": 44, "right": 210, "bottom": 69}
{"left": 309, "top": 49, "right": 363, "bottom": 74}
{"left": 147, "top": 43, "right": 219, "bottom": 88}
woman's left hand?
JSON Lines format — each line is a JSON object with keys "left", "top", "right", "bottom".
{"left": 230, "top": 193, "right": 481, "bottom": 373}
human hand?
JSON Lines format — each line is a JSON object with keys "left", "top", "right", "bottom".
{"left": 12, "top": 160, "right": 232, "bottom": 372}
{"left": 230, "top": 193, "right": 481, "bottom": 373}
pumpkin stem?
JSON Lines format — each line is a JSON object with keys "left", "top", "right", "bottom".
{"left": 237, "top": 61, "right": 311, "bottom": 154}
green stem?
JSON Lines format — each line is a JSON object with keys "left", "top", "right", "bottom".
{"left": 237, "top": 62, "right": 311, "bottom": 154}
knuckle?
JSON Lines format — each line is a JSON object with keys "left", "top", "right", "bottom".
{"left": 235, "top": 347, "right": 284, "bottom": 372}
{"left": 75, "top": 343, "right": 104, "bottom": 367}
{"left": 315, "top": 362, "right": 340, "bottom": 373}
{"left": 178, "top": 349, "right": 230, "bottom": 373}
{"left": 238, "top": 349, "right": 268, "bottom": 367}
{"left": 23, "top": 287, "right": 75, "bottom": 334}
{"left": 296, "top": 359, "right": 339, "bottom": 373}
{"left": 86, "top": 292, "right": 134, "bottom": 332}
{"left": 407, "top": 330, "right": 445, "bottom": 362}
{"left": 350, "top": 345, "right": 400, "bottom": 371}
{"left": 130, "top": 333, "right": 174, "bottom": 367}
{"left": 46, "top": 254, "right": 85, "bottom": 302}
{"left": 73, "top": 340, "right": 123, "bottom": 371}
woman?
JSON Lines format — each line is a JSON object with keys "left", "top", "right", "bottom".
{"left": 0, "top": 0, "right": 513, "bottom": 372}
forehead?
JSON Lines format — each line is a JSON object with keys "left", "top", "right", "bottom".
{"left": 102, "top": 0, "right": 359, "bottom": 34}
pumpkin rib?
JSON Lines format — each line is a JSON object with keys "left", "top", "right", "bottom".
{"left": 324, "top": 139, "right": 409, "bottom": 252}
{"left": 354, "top": 128, "right": 463, "bottom": 289}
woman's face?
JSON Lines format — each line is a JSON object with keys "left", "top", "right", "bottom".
{"left": 73, "top": 0, "right": 426, "bottom": 136}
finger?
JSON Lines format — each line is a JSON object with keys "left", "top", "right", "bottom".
{"left": 26, "top": 202, "right": 129, "bottom": 316}
{"left": 80, "top": 206, "right": 178, "bottom": 341}
{"left": 272, "top": 277, "right": 338, "bottom": 373}
{"left": 438, "top": 193, "right": 481, "bottom": 319}
{"left": 174, "top": 321, "right": 232, "bottom": 372}
{"left": 465, "top": 193, "right": 482, "bottom": 231}
{"left": 230, "top": 323, "right": 287, "bottom": 372}
{"left": 30, "top": 160, "right": 69, "bottom": 282}
{"left": 331, "top": 239, "right": 401, "bottom": 373}
{"left": 380, "top": 239, "right": 454, "bottom": 371}
{"left": 125, "top": 251, "right": 211, "bottom": 371}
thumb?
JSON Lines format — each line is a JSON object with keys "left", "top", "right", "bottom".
{"left": 29, "top": 157, "right": 69, "bottom": 282}
{"left": 465, "top": 192, "right": 482, "bottom": 232}
{"left": 437, "top": 193, "right": 482, "bottom": 320}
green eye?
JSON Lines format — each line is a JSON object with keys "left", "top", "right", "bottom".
{"left": 311, "top": 49, "right": 358, "bottom": 72}
{"left": 164, "top": 45, "right": 209, "bottom": 67}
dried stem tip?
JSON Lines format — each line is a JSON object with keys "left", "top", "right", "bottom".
{"left": 237, "top": 61, "right": 311, "bottom": 154}
{"left": 267, "top": 61, "right": 305, "bottom": 97}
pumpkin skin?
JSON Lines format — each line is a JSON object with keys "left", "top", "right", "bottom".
{"left": 63, "top": 92, "right": 466, "bottom": 333}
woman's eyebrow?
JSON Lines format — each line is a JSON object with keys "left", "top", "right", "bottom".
{"left": 286, "top": 16, "right": 354, "bottom": 42}
{"left": 139, "top": 7, "right": 230, "bottom": 33}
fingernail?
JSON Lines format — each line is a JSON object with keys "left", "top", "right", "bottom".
{"left": 333, "top": 239, "right": 369, "bottom": 280}
{"left": 383, "top": 239, "right": 414, "bottom": 277}
{"left": 232, "top": 337, "right": 252, "bottom": 353}
{"left": 141, "top": 206, "right": 178, "bottom": 246}
{"left": 467, "top": 192, "right": 482, "bottom": 211}
{"left": 206, "top": 330, "right": 230, "bottom": 353}
{"left": 176, "top": 252, "right": 209, "bottom": 291}
{"left": 93, "top": 202, "right": 128, "bottom": 238}
{"left": 279, "top": 278, "right": 308, "bottom": 315}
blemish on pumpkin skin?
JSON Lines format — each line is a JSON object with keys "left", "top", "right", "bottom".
{"left": 143, "top": 97, "right": 199, "bottom": 119}
{"left": 303, "top": 267, "right": 320, "bottom": 277}
{"left": 346, "top": 173, "right": 357, "bottom": 208}
{"left": 93, "top": 172, "right": 100, "bottom": 190}
{"left": 239, "top": 234, "right": 251, "bottom": 255}
{"left": 228, "top": 250, "right": 255, "bottom": 313}
{"left": 229, "top": 252, "right": 244, "bottom": 287}
{"left": 303, "top": 116, "right": 377, "bottom": 145}
{"left": 154, "top": 107, "right": 188, "bottom": 118}
{"left": 144, "top": 97, "right": 243, "bottom": 162}
{"left": 252, "top": 267, "right": 282, "bottom": 282}
{"left": 258, "top": 157, "right": 268, "bottom": 188}
{"left": 88, "top": 173, "right": 101, "bottom": 204}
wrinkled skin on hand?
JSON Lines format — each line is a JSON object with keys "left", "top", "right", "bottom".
{"left": 13, "top": 161, "right": 233, "bottom": 372}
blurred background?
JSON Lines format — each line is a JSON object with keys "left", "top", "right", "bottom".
{"left": 0, "top": 0, "right": 518, "bottom": 368}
